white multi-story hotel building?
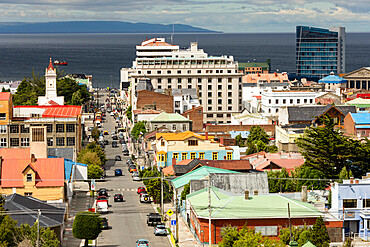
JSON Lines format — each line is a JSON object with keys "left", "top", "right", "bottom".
{"left": 261, "top": 89, "right": 324, "bottom": 116}
{"left": 121, "top": 38, "right": 243, "bottom": 124}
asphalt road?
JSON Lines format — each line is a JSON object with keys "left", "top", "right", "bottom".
{"left": 95, "top": 92, "right": 171, "bottom": 247}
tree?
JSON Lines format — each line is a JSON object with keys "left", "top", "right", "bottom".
{"left": 146, "top": 178, "right": 173, "bottom": 203}
{"left": 131, "top": 121, "right": 146, "bottom": 139}
{"left": 78, "top": 151, "right": 102, "bottom": 167}
{"left": 267, "top": 169, "right": 296, "bottom": 193}
{"left": 295, "top": 164, "right": 327, "bottom": 190}
{"left": 279, "top": 225, "right": 311, "bottom": 246}
{"left": 0, "top": 214, "right": 17, "bottom": 246}
{"left": 181, "top": 183, "right": 190, "bottom": 201}
{"left": 296, "top": 115, "right": 352, "bottom": 178}
{"left": 78, "top": 142, "right": 107, "bottom": 166}
{"left": 339, "top": 166, "right": 349, "bottom": 182}
{"left": 72, "top": 212, "right": 102, "bottom": 247}
{"left": 88, "top": 165, "right": 103, "bottom": 180}
{"left": 57, "top": 77, "right": 90, "bottom": 105}
{"left": 219, "top": 225, "right": 284, "bottom": 247}
{"left": 91, "top": 127, "right": 100, "bottom": 142}
{"left": 16, "top": 223, "right": 59, "bottom": 247}
{"left": 71, "top": 90, "right": 83, "bottom": 105}
{"left": 126, "top": 105, "right": 132, "bottom": 121}
{"left": 310, "top": 217, "right": 330, "bottom": 247}
{"left": 245, "top": 126, "right": 277, "bottom": 155}
{"left": 235, "top": 134, "right": 245, "bottom": 147}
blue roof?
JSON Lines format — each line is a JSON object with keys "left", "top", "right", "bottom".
{"left": 355, "top": 125, "right": 370, "bottom": 129}
{"left": 229, "top": 131, "right": 249, "bottom": 139}
{"left": 318, "top": 74, "right": 346, "bottom": 84}
{"left": 48, "top": 156, "right": 87, "bottom": 181}
{"left": 350, "top": 112, "right": 370, "bottom": 125}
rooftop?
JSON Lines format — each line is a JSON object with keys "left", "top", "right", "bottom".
{"left": 188, "top": 187, "right": 322, "bottom": 219}
{"left": 156, "top": 131, "right": 212, "bottom": 141}
{"left": 350, "top": 112, "right": 370, "bottom": 125}
{"left": 13, "top": 105, "right": 82, "bottom": 118}
{"left": 0, "top": 92, "right": 11, "bottom": 101}
{"left": 150, "top": 112, "right": 191, "bottom": 123}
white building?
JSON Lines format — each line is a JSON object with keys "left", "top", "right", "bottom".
{"left": 0, "top": 81, "right": 21, "bottom": 94}
{"left": 121, "top": 37, "right": 243, "bottom": 124}
{"left": 231, "top": 109, "right": 272, "bottom": 125}
{"left": 261, "top": 89, "right": 323, "bottom": 116}
{"left": 38, "top": 58, "right": 64, "bottom": 106}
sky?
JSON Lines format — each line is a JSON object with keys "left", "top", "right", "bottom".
{"left": 0, "top": 0, "right": 369, "bottom": 33}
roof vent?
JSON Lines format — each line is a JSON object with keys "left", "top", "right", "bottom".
{"left": 245, "top": 190, "right": 250, "bottom": 200}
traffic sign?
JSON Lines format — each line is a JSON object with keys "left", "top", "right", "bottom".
{"left": 91, "top": 179, "right": 96, "bottom": 191}
{"left": 166, "top": 209, "right": 174, "bottom": 217}
{"left": 171, "top": 220, "right": 176, "bottom": 225}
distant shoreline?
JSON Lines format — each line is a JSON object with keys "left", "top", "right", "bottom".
{"left": 0, "top": 32, "right": 368, "bottom": 35}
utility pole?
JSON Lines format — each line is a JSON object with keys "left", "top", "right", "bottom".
{"left": 208, "top": 175, "right": 212, "bottom": 246}
{"left": 36, "top": 209, "right": 41, "bottom": 247}
{"left": 288, "top": 203, "right": 292, "bottom": 242}
{"left": 161, "top": 170, "right": 164, "bottom": 216}
{"left": 176, "top": 195, "right": 179, "bottom": 241}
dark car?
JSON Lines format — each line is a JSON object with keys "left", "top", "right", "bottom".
{"left": 114, "top": 169, "right": 123, "bottom": 176}
{"left": 112, "top": 135, "right": 118, "bottom": 140}
{"left": 123, "top": 149, "right": 129, "bottom": 156}
{"left": 100, "top": 173, "right": 106, "bottom": 180}
{"left": 114, "top": 194, "right": 124, "bottom": 202}
{"left": 104, "top": 140, "right": 109, "bottom": 145}
{"left": 112, "top": 141, "right": 118, "bottom": 148}
{"left": 115, "top": 155, "right": 121, "bottom": 161}
{"left": 98, "top": 189, "right": 108, "bottom": 197}
{"left": 128, "top": 164, "right": 136, "bottom": 172}
{"left": 119, "top": 139, "right": 125, "bottom": 144}
{"left": 101, "top": 217, "right": 109, "bottom": 229}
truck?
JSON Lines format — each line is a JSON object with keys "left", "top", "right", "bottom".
{"left": 96, "top": 201, "right": 108, "bottom": 213}
{"left": 147, "top": 213, "right": 162, "bottom": 226}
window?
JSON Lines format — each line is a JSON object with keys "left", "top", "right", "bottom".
{"left": 66, "top": 124, "right": 75, "bottom": 133}
{"left": 275, "top": 99, "right": 279, "bottom": 104}
{"left": 168, "top": 78, "right": 172, "bottom": 84}
{"left": 208, "top": 106, "right": 212, "bottom": 111}
{"left": 207, "top": 114, "right": 213, "bottom": 118}
{"left": 0, "top": 138, "right": 6, "bottom": 147}
{"left": 199, "top": 153, "right": 205, "bottom": 159}
{"left": 178, "top": 85, "right": 182, "bottom": 89}
{"left": 10, "top": 125, "right": 19, "bottom": 133}
{"left": 56, "top": 124, "right": 64, "bottom": 133}
{"left": 173, "top": 153, "right": 179, "bottom": 161}
{"left": 217, "top": 114, "right": 223, "bottom": 118}
{"left": 343, "top": 199, "right": 357, "bottom": 208}
{"left": 56, "top": 137, "right": 65, "bottom": 146}
{"left": 197, "top": 70, "right": 201, "bottom": 74}
{"left": 198, "top": 78, "right": 202, "bottom": 83}
{"left": 255, "top": 226, "right": 278, "bottom": 236}
{"left": 304, "top": 99, "right": 307, "bottom": 103}
{"left": 227, "top": 152, "right": 232, "bottom": 160}
{"left": 157, "top": 71, "right": 161, "bottom": 74}
{"left": 161, "top": 140, "right": 165, "bottom": 146}
{"left": 167, "top": 70, "right": 171, "bottom": 74}
{"left": 183, "top": 124, "right": 187, "bottom": 131}
{"left": 218, "top": 92, "right": 222, "bottom": 97}
{"left": 190, "top": 152, "right": 196, "bottom": 159}
{"left": 228, "top": 99, "right": 232, "bottom": 104}
{"left": 208, "top": 85, "right": 212, "bottom": 90}
{"left": 218, "top": 99, "right": 222, "bottom": 105}
{"left": 208, "top": 92, "right": 212, "bottom": 97}
{"left": 297, "top": 99, "right": 300, "bottom": 104}
{"left": 228, "top": 85, "right": 232, "bottom": 90}
{"left": 276, "top": 109, "right": 279, "bottom": 113}
{"left": 177, "top": 70, "right": 181, "bottom": 74}
{"left": 0, "top": 125, "right": 6, "bottom": 133}
{"left": 0, "top": 113, "right": 6, "bottom": 120}
{"left": 178, "top": 78, "right": 182, "bottom": 84}
{"left": 290, "top": 99, "right": 293, "bottom": 104}
{"left": 228, "top": 92, "right": 232, "bottom": 97}
{"left": 218, "top": 78, "right": 222, "bottom": 83}
{"left": 20, "top": 125, "right": 29, "bottom": 133}
{"left": 181, "top": 152, "right": 187, "bottom": 160}
{"left": 208, "top": 78, "right": 212, "bottom": 83}
{"left": 212, "top": 152, "right": 218, "bottom": 160}
{"left": 32, "top": 128, "right": 44, "bottom": 142}
{"left": 24, "top": 192, "right": 33, "bottom": 197}
{"left": 45, "top": 124, "right": 53, "bottom": 133}
{"left": 172, "top": 125, "right": 176, "bottom": 130}
{"left": 363, "top": 199, "right": 370, "bottom": 208}
{"left": 21, "top": 138, "right": 30, "bottom": 147}
{"left": 188, "top": 140, "right": 198, "bottom": 146}
{"left": 283, "top": 99, "right": 286, "bottom": 104}
{"left": 47, "top": 137, "right": 53, "bottom": 147}
{"left": 175, "top": 101, "right": 181, "bottom": 108}
{"left": 228, "top": 106, "right": 232, "bottom": 111}
{"left": 10, "top": 138, "right": 19, "bottom": 147}
{"left": 188, "top": 78, "right": 192, "bottom": 84}
{"left": 310, "top": 99, "right": 313, "bottom": 103}
{"left": 67, "top": 137, "right": 75, "bottom": 146}
{"left": 218, "top": 106, "right": 222, "bottom": 111}
{"left": 27, "top": 174, "right": 32, "bottom": 182}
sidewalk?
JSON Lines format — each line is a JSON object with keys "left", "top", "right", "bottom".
{"left": 160, "top": 203, "right": 202, "bottom": 247}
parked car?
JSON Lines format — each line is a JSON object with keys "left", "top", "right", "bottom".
{"left": 101, "top": 217, "right": 109, "bottom": 229}
{"left": 112, "top": 141, "right": 118, "bottom": 148}
{"left": 146, "top": 213, "right": 161, "bottom": 226}
{"left": 129, "top": 167, "right": 137, "bottom": 173}
{"left": 123, "top": 149, "right": 129, "bottom": 156}
{"left": 137, "top": 187, "right": 146, "bottom": 194}
{"left": 112, "top": 135, "right": 118, "bottom": 140}
{"left": 114, "top": 169, "right": 123, "bottom": 176}
{"left": 136, "top": 239, "right": 149, "bottom": 247}
{"left": 104, "top": 140, "right": 109, "bottom": 145}
{"left": 98, "top": 189, "right": 108, "bottom": 197}
{"left": 103, "top": 130, "right": 109, "bottom": 135}
{"left": 154, "top": 224, "right": 168, "bottom": 236}
{"left": 97, "top": 201, "right": 108, "bottom": 213}
{"left": 140, "top": 194, "right": 152, "bottom": 203}
{"left": 115, "top": 155, "right": 121, "bottom": 161}
{"left": 114, "top": 194, "right": 124, "bottom": 202}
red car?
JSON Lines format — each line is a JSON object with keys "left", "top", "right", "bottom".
{"left": 137, "top": 187, "right": 146, "bottom": 194}
{"left": 96, "top": 196, "right": 108, "bottom": 204}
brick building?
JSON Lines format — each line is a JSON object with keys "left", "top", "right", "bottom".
{"left": 181, "top": 106, "right": 203, "bottom": 132}
{"left": 136, "top": 90, "right": 174, "bottom": 113}
{"left": 343, "top": 112, "right": 370, "bottom": 138}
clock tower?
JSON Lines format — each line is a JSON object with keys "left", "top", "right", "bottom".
{"left": 38, "top": 58, "right": 64, "bottom": 106}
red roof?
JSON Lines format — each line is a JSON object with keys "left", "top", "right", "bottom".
{"left": 0, "top": 92, "right": 11, "bottom": 101}
{"left": 0, "top": 148, "right": 30, "bottom": 160}
{"left": 198, "top": 160, "right": 252, "bottom": 171}
{"left": 253, "top": 95, "right": 262, "bottom": 100}
{"left": 14, "top": 105, "right": 82, "bottom": 118}
{"left": 48, "top": 58, "right": 54, "bottom": 70}
{"left": 162, "top": 165, "right": 174, "bottom": 176}
{"left": 256, "top": 159, "right": 304, "bottom": 171}
{"left": 0, "top": 156, "right": 64, "bottom": 188}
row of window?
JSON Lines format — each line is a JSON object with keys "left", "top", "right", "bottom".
{"left": 157, "top": 77, "right": 236, "bottom": 84}
{"left": 267, "top": 98, "right": 314, "bottom": 105}
{"left": 141, "top": 69, "right": 237, "bottom": 75}
{"left": 206, "top": 113, "right": 232, "bottom": 118}
{"left": 172, "top": 152, "right": 233, "bottom": 161}
{"left": 137, "top": 59, "right": 234, "bottom": 66}
{"left": 154, "top": 124, "right": 187, "bottom": 131}
{"left": 6, "top": 124, "right": 75, "bottom": 134}
{"left": 343, "top": 199, "right": 370, "bottom": 208}
{"left": 0, "top": 137, "right": 75, "bottom": 147}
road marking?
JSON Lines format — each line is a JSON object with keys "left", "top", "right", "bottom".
{"left": 139, "top": 213, "right": 143, "bottom": 220}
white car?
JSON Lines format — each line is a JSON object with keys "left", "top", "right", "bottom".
{"left": 110, "top": 112, "right": 115, "bottom": 116}
{"left": 96, "top": 201, "right": 108, "bottom": 213}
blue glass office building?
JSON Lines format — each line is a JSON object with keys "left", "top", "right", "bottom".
{"left": 296, "top": 26, "right": 345, "bottom": 81}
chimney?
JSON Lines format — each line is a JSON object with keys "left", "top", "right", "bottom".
{"left": 245, "top": 191, "right": 250, "bottom": 200}
{"left": 301, "top": 186, "right": 307, "bottom": 202}
{"left": 172, "top": 158, "right": 176, "bottom": 166}
{"left": 350, "top": 177, "right": 354, "bottom": 184}
{"left": 355, "top": 179, "right": 359, "bottom": 184}
{"left": 275, "top": 72, "right": 277, "bottom": 77}
{"left": 31, "top": 154, "right": 36, "bottom": 163}
{"left": 205, "top": 132, "right": 208, "bottom": 140}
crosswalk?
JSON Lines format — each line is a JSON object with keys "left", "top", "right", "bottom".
{"left": 97, "top": 188, "right": 138, "bottom": 192}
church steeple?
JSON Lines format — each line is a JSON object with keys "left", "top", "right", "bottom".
{"left": 47, "top": 57, "right": 54, "bottom": 71}
{"left": 38, "top": 58, "right": 64, "bottom": 106}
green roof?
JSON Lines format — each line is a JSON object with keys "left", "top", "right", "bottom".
{"left": 150, "top": 112, "right": 191, "bottom": 123}
{"left": 239, "top": 62, "right": 270, "bottom": 70}
{"left": 346, "top": 98, "right": 370, "bottom": 108}
{"left": 171, "top": 166, "right": 238, "bottom": 189}
{"left": 302, "top": 241, "right": 316, "bottom": 247}
{"left": 187, "top": 187, "right": 322, "bottom": 219}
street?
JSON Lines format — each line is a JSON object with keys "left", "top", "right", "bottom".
{"left": 95, "top": 92, "right": 171, "bottom": 247}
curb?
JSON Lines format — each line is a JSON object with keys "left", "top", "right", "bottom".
{"left": 151, "top": 203, "right": 175, "bottom": 247}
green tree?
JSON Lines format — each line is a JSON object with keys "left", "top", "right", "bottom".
{"left": 295, "top": 164, "right": 327, "bottom": 190}
{"left": 267, "top": 169, "right": 296, "bottom": 193}
{"left": 131, "top": 121, "right": 146, "bottom": 139}
{"left": 339, "top": 166, "right": 349, "bottom": 183}
{"left": 310, "top": 217, "right": 330, "bottom": 247}
{"left": 16, "top": 223, "right": 59, "bottom": 247}
{"left": 146, "top": 178, "right": 173, "bottom": 203}
{"left": 85, "top": 142, "right": 107, "bottom": 165}
{"left": 246, "top": 126, "right": 270, "bottom": 145}
{"left": 78, "top": 151, "right": 102, "bottom": 167}
{"left": 1, "top": 88, "right": 10, "bottom": 92}
{"left": 235, "top": 134, "right": 245, "bottom": 147}
{"left": 0, "top": 215, "right": 17, "bottom": 246}
{"left": 296, "top": 115, "right": 352, "bottom": 178}
{"left": 126, "top": 105, "right": 132, "bottom": 121}
{"left": 91, "top": 127, "right": 101, "bottom": 142}
{"left": 87, "top": 165, "right": 104, "bottom": 180}
{"left": 279, "top": 225, "right": 311, "bottom": 247}
{"left": 72, "top": 212, "right": 102, "bottom": 247}
{"left": 343, "top": 237, "right": 352, "bottom": 247}
{"left": 181, "top": 183, "right": 190, "bottom": 201}
{"left": 71, "top": 90, "right": 83, "bottom": 105}
{"left": 56, "top": 77, "right": 90, "bottom": 105}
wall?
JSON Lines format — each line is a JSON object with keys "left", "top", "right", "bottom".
{"left": 137, "top": 90, "right": 174, "bottom": 113}
{"left": 149, "top": 121, "right": 190, "bottom": 132}
{"left": 206, "top": 124, "right": 275, "bottom": 136}
{"left": 343, "top": 113, "right": 356, "bottom": 135}
{"left": 181, "top": 106, "right": 203, "bottom": 132}
{"left": 0, "top": 186, "right": 64, "bottom": 202}
{"left": 190, "top": 173, "right": 269, "bottom": 195}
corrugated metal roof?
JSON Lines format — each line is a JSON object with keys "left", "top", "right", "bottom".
{"left": 0, "top": 92, "right": 11, "bottom": 101}
{"left": 0, "top": 148, "right": 30, "bottom": 160}
{"left": 13, "top": 105, "right": 82, "bottom": 117}
{"left": 151, "top": 112, "right": 191, "bottom": 122}
{"left": 350, "top": 112, "right": 370, "bottom": 125}
{"left": 156, "top": 131, "right": 212, "bottom": 141}
{"left": 187, "top": 187, "right": 321, "bottom": 219}
{"left": 318, "top": 74, "right": 346, "bottom": 83}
